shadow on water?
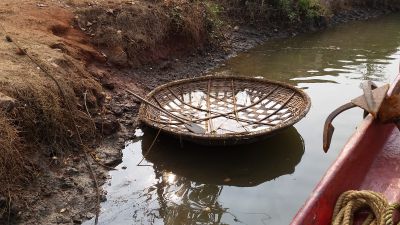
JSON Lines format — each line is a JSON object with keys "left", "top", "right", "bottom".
{"left": 142, "top": 127, "right": 304, "bottom": 187}
{"left": 137, "top": 127, "right": 304, "bottom": 224}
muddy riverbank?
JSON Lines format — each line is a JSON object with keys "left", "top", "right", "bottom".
{"left": 0, "top": 0, "right": 398, "bottom": 224}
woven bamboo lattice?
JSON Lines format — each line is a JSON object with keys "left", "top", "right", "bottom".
{"left": 138, "top": 76, "right": 311, "bottom": 145}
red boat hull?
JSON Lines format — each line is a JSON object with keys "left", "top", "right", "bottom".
{"left": 292, "top": 75, "right": 400, "bottom": 225}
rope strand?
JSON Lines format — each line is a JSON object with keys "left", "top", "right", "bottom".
{"left": 332, "top": 190, "right": 400, "bottom": 225}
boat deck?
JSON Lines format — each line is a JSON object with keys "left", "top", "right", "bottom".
{"left": 361, "top": 126, "right": 400, "bottom": 203}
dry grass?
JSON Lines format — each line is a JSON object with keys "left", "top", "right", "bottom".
{"left": 0, "top": 110, "right": 34, "bottom": 220}
{"left": 0, "top": 56, "right": 102, "bottom": 153}
{"left": 75, "top": 0, "right": 209, "bottom": 67}
{"left": 0, "top": 49, "right": 103, "bottom": 212}
{"left": 0, "top": 111, "right": 31, "bottom": 188}
{"left": 0, "top": 1, "right": 110, "bottom": 220}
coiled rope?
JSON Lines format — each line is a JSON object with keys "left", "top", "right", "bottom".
{"left": 332, "top": 190, "right": 400, "bottom": 225}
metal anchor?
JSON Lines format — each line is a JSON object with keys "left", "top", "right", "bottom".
{"left": 323, "top": 79, "right": 400, "bottom": 152}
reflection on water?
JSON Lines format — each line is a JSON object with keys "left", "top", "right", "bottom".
{"left": 136, "top": 127, "right": 303, "bottom": 224}
{"left": 143, "top": 127, "right": 304, "bottom": 187}
{"left": 85, "top": 14, "right": 400, "bottom": 225}
{"left": 85, "top": 128, "right": 304, "bottom": 225}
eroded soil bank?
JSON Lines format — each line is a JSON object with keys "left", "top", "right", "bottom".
{"left": 0, "top": 0, "right": 398, "bottom": 224}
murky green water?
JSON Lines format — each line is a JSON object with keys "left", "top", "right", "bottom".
{"left": 85, "top": 14, "right": 400, "bottom": 225}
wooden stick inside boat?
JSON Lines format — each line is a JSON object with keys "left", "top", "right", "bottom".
{"left": 125, "top": 89, "right": 206, "bottom": 134}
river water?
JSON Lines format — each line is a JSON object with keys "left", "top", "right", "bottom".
{"left": 85, "top": 14, "right": 400, "bottom": 225}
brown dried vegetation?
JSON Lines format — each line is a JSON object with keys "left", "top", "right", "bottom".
{"left": 75, "top": 0, "right": 210, "bottom": 67}
{"left": 0, "top": 54, "right": 103, "bottom": 195}
{"left": 0, "top": 19, "right": 103, "bottom": 221}
{"left": 0, "top": 111, "right": 31, "bottom": 205}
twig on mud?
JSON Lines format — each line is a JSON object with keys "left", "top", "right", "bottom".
{"left": 0, "top": 23, "right": 101, "bottom": 225}
{"left": 83, "top": 90, "right": 96, "bottom": 131}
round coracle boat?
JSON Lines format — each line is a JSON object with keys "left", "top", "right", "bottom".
{"left": 138, "top": 75, "right": 311, "bottom": 145}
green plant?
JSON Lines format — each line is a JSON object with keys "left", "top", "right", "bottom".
{"left": 274, "top": 0, "right": 324, "bottom": 23}
{"left": 205, "top": 1, "right": 224, "bottom": 29}
{"left": 275, "top": 0, "right": 297, "bottom": 23}
{"left": 298, "top": 0, "right": 322, "bottom": 21}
